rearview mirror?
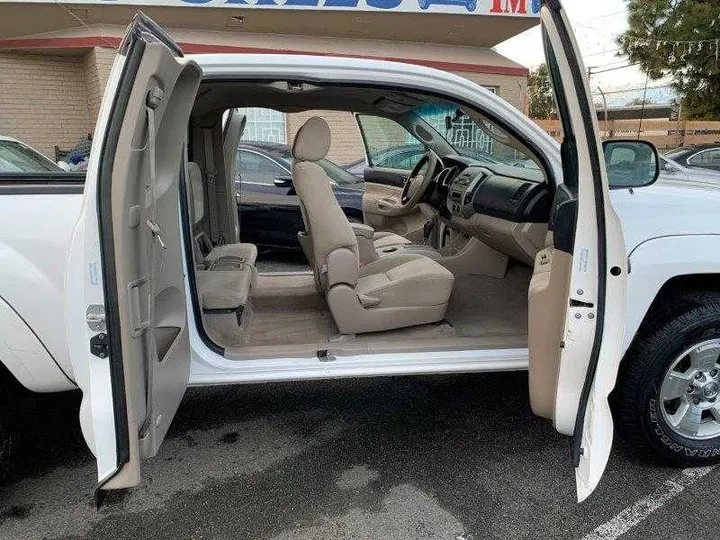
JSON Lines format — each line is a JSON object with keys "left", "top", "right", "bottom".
{"left": 603, "top": 140, "right": 660, "bottom": 189}
{"left": 274, "top": 175, "right": 293, "bottom": 188}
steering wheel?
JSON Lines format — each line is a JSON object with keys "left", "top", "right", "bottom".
{"left": 399, "top": 150, "right": 441, "bottom": 210}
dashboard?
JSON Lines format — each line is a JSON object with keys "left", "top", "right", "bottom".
{"left": 425, "top": 155, "right": 553, "bottom": 265}
{"left": 429, "top": 155, "right": 552, "bottom": 224}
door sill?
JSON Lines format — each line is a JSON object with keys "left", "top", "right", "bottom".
{"left": 188, "top": 345, "right": 530, "bottom": 386}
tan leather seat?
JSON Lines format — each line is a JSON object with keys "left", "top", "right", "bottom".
{"left": 373, "top": 231, "right": 412, "bottom": 249}
{"left": 291, "top": 117, "right": 454, "bottom": 334}
{"left": 187, "top": 160, "right": 255, "bottom": 328}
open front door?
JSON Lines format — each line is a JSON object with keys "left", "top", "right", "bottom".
{"left": 66, "top": 13, "right": 202, "bottom": 490}
{"left": 527, "top": 0, "right": 627, "bottom": 501}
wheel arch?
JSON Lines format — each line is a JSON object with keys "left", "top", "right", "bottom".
{"left": 624, "top": 234, "right": 720, "bottom": 356}
{"left": 0, "top": 295, "right": 76, "bottom": 393}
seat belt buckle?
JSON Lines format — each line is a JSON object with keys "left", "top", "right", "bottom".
{"left": 146, "top": 219, "right": 166, "bottom": 250}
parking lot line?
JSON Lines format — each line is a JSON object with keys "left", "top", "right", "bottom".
{"left": 580, "top": 466, "right": 715, "bottom": 540}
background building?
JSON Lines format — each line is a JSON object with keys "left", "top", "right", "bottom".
{"left": 0, "top": 0, "right": 538, "bottom": 162}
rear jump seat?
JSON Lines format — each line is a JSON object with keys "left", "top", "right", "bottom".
{"left": 188, "top": 161, "right": 256, "bottom": 346}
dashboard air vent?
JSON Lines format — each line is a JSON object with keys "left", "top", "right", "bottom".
{"left": 438, "top": 167, "right": 457, "bottom": 187}
{"left": 510, "top": 182, "right": 530, "bottom": 202}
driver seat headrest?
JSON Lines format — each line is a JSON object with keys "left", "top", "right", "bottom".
{"left": 292, "top": 116, "right": 331, "bottom": 162}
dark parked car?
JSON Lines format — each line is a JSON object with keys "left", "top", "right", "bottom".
{"left": 664, "top": 144, "right": 720, "bottom": 172}
{"left": 236, "top": 141, "right": 364, "bottom": 250}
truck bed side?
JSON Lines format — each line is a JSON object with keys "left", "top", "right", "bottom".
{"left": 0, "top": 173, "right": 85, "bottom": 392}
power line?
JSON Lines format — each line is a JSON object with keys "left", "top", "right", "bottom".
{"left": 591, "top": 83, "right": 673, "bottom": 96}
{"left": 588, "top": 63, "right": 640, "bottom": 75}
{"left": 583, "top": 47, "right": 623, "bottom": 58}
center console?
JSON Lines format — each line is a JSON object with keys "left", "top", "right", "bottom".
{"left": 446, "top": 168, "right": 486, "bottom": 219}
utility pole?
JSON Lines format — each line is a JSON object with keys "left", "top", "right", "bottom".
{"left": 597, "top": 86, "right": 609, "bottom": 137}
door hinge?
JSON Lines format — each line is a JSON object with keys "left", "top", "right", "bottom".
{"left": 90, "top": 333, "right": 109, "bottom": 359}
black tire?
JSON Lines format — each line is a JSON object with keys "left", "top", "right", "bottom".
{"left": 614, "top": 290, "right": 720, "bottom": 466}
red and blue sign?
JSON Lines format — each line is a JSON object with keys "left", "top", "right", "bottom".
{"left": 27, "top": 0, "right": 541, "bottom": 16}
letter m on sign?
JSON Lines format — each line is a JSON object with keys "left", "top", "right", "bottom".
{"left": 490, "top": 0, "right": 527, "bottom": 14}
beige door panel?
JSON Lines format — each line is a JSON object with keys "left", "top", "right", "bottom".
{"left": 104, "top": 42, "right": 200, "bottom": 488}
{"left": 528, "top": 247, "right": 572, "bottom": 420}
{"left": 363, "top": 182, "right": 426, "bottom": 240}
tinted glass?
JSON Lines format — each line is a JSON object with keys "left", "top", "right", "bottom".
{"left": 0, "top": 140, "right": 60, "bottom": 173}
{"left": 317, "top": 159, "right": 361, "bottom": 184}
{"left": 664, "top": 147, "right": 691, "bottom": 160}
{"left": 356, "top": 115, "right": 424, "bottom": 170}
{"left": 237, "top": 150, "right": 288, "bottom": 185}
{"left": 413, "top": 104, "right": 541, "bottom": 171}
{"left": 688, "top": 149, "right": 720, "bottom": 168}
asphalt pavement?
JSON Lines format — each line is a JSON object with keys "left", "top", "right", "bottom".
{"left": 1, "top": 372, "right": 718, "bottom": 540}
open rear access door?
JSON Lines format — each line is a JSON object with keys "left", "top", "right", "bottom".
{"left": 528, "top": 0, "right": 628, "bottom": 502}
{"left": 66, "top": 13, "right": 202, "bottom": 491}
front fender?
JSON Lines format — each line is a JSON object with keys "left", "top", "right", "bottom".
{"left": 624, "top": 235, "right": 720, "bottom": 352}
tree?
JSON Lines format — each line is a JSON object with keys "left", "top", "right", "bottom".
{"left": 619, "top": 0, "right": 720, "bottom": 119}
{"left": 527, "top": 64, "right": 557, "bottom": 119}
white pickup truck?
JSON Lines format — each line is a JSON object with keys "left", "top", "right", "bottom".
{"left": 2, "top": 4, "right": 720, "bottom": 503}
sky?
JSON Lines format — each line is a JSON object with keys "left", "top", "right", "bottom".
{"left": 495, "top": 0, "right": 674, "bottom": 102}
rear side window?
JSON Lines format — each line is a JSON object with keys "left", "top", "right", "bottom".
{"left": 688, "top": 149, "right": 720, "bottom": 168}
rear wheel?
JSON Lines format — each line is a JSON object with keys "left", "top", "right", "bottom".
{"left": 615, "top": 291, "right": 720, "bottom": 466}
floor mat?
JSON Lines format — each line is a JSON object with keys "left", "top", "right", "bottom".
{"left": 247, "top": 273, "right": 338, "bottom": 346}
{"left": 243, "top": 265, "right": 531, "bottom": 348}
{"left": 444, "top": 263, "right": 531, "bottom": 337}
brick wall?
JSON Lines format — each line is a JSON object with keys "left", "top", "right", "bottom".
{"left": 458, "top": 71, "right": 528, "bottom": 113}
{"left": 0, "top": 47, "right": 526, "bottom": 163}
{"left": 0, "top": 52, "right": 92, "bottom": 159}
{"left": 83, "top": 47, "right": 115, "bottom": 129}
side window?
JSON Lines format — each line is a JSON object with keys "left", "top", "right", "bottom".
{"left": 237, "top": 150, "right": 288, "bottom": 185}
{"left": 356, "top": 115, "right": 424, "bottom": 170}
{"left": 689, "top": 149, "right": 720, "bottom": 168}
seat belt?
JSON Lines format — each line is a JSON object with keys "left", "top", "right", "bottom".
{"left": 203, "top": 128, "right": 222, "bottom": 245}
{"left": 141, "top": 85, "right": 165, "bottom": 437}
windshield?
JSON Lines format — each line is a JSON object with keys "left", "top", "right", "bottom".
{"left": 0, "top": 140, "right": 60, "bottom": 173}
{"left": 664, "top": 147, "right": 691, "bottom": 160}
{"left": 412, "top": 104, "right": 542, "bottom": 171}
